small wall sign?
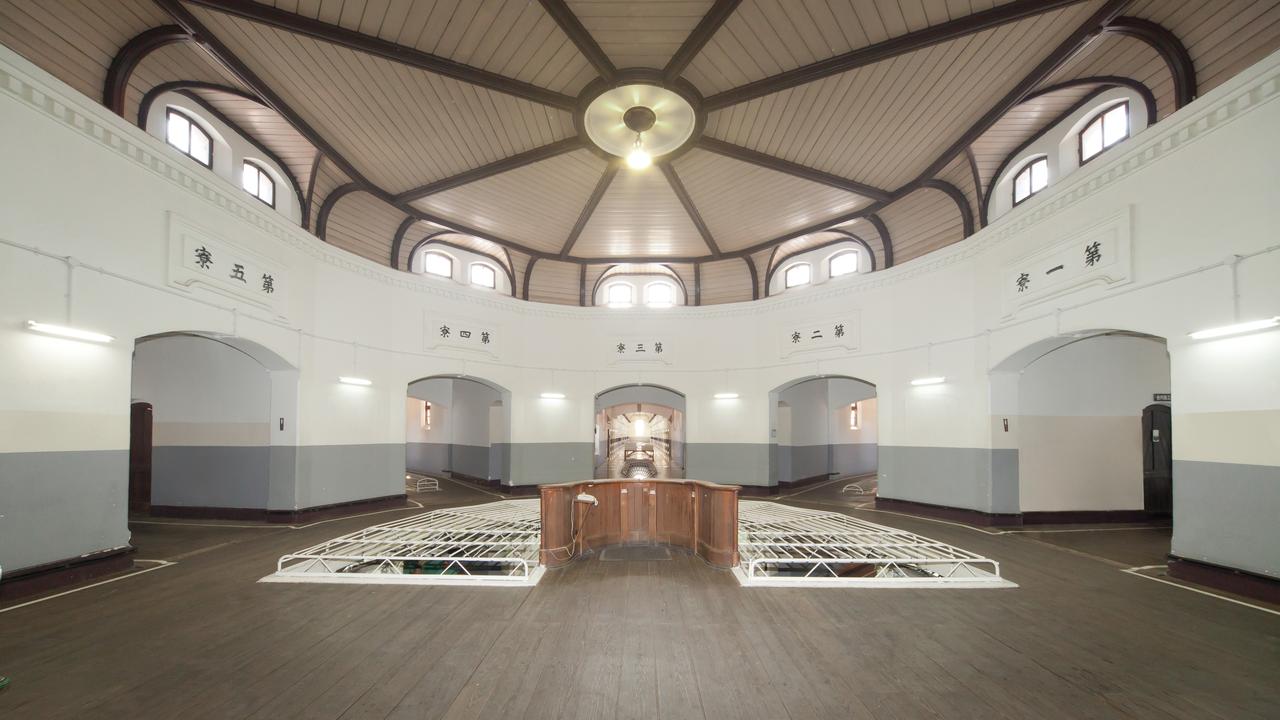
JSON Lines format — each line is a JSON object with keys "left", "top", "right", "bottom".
{"left": 1153, "top": 393, "right": 1171, "bottom": 402}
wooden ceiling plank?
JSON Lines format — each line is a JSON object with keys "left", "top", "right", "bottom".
{"left": 664, "top": 0, "right": 742, "bottom": 80}
{"left": 698, "top": 137, "right": 891, "bottom": 201}
{"left": 560, "top": 165, "right": 619, "bottom": 258}
{"left": 537, "top": 0, "right": 616, "bottom": 79}
{"left": 395, "top": 138, "right": 584, "bottom": 203}
{"left": 660, "top": 164, "right": 722, "bottom": 257}
{"left": 179, "top": 0, "right": 578, "bottom": 109}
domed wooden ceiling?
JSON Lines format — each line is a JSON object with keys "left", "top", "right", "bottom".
{"left": 3, "top": 0, "right": 1278, "bottom": 304}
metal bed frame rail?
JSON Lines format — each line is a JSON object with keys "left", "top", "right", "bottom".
{"left": 735, "top": 501, "right": 1016, "bottom": 588}
{"left": 263, "top": 500, "right": 543, "bottom": 586}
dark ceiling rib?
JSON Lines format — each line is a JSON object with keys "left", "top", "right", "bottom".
{"left": 559, "top": 165, "right": 619, "bottom": 258}
{"left": 664, "top": 0, "right": 742, "bottom": 81}
{"left": 702, "top": 0, "right": 1093, "bottom": 111}
{"left": 911, "top": 0, "right": 1135, "bottom": 185}
{"left": 1104, "top": 17, "right": 1196, "bottom": 108}
{"left": 314, "top": 183, "right": 362, "bottom": 241}
{"left": 178, "top": 0, "right": 577, "bottom": 110}
{"left": 693, "top": 263, "right": 702, "bottom": 306}
{"left": 522, "top": 257, "right": 540, "bottom": 301}
{"left": 390, "top": 216, "right": 418, "bottom": 270}
{"left": 303, "top": 151, "right": 322, "bottom": 230}
{"left": 104, "top": 25, "right": 190, "bottom": 115}
{"left": 661, "top": 164, "right": 721, "bottom": 257}
{"left": 866, "top": 214, "right": 893, "bottom": 268}
{"left": 919, "top": 180, "right": 975, "bottom": 238}
{"left": 963, "top": 147, "right": 983, "bottom": 225}
{"left": 394, "top": 138, "right": 584, "bottom": 204}
{"left": 537, "top": 0, "right": 616, "bottom": 80}
{"left": 698, "top": 137, "right": 892, "bottom": 202}
{"left": 743, "top": 257, "right": 760, "bottom": 300}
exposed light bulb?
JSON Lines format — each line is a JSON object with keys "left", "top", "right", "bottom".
{"left": 626, "top": 132, "right": 651, "bottom": 170}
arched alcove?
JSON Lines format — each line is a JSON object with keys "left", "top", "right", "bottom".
{"left": 593, "top": 384, "right": 686, "bottom": 479}
{"left": 406, "top": 375, "right": 512, "bottom": 489}
{"left": 768, "top": 375, "right": 878, "bottom": 491}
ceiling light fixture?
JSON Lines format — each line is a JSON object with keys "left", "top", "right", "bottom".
{"left": 338, "top": 376, "right": 372, "bottom": 386}
{"left": 910, "top": 376, "right": 946, "bottom": 386}
{"left": 713, "top": 392, "right": 739, "bottom": 399}
{"left": 622, "top": 105, "right": 656, "bottom": 170}
{"left": 26, "top": 320, "right": 114, "bottom": 343}
{"left": 626, "top": 134, "right": 651, "bottom": 170}
{"left": 540, "top": 392, "right": 566, "bottom": 400}
{"left": 1188, "top": 316, "right": 1279, "bottom": 340}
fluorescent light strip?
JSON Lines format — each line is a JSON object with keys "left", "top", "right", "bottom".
{"left": 713, "top": 392, "right": 739, "bottom": 399}
{"left": 1188, "top": 316, "right": 1279, "bottom": 340}
{"left": 540, "top": 392, "right": 566, "bottom": 399}
{"left": 338, "top": 376, "right": 372, "bottom": 386}
{"left": 26, "top": 320, "right": 114, "bottom": 343}
{"left": 910, "top": 376, "right": 946, "bottom": 386}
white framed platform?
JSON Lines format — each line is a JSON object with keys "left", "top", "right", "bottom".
{"left": 734, "top": 501, "right": 1016, "bottom": 588}
{"left": 262, "top": 500, "right": 542, "bottom": 587}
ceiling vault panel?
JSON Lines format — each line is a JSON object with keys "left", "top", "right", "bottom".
{"left": 560, "top": 164, "right": 620, "bottom": 257}
{"left": 660, "top": 164, "right": 721, "bottom": 257}
{"left": 572, "top": 166, "right": 711, "bottom": 259}
{"left": 539, "top": 0, "right": 617, "bottom": 79}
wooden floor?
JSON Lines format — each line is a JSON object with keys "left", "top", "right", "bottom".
{"left": 1, "top": 481, "right": 1277, "bottom": 719}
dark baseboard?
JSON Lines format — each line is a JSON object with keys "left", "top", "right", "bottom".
{"left": 0, "top": 546, "right": 136, "bottom": 601}
{"left": 447, "top": 472, "right": 502, "bottom": 490}
{"left": 737, "top": 485, "right": 780, "bottom": 497}
{"left": 151, "top": 494, "right": 409, "bottom": 524}
{"left": 1021, "top": 509, "right": 1151, "bottom": 525}
{"left": 776, "top": 474, "right": 830, "bottom": 492}
{"left": 499, "top": 483, "right": 540, "bottom": 496}
{"left": 1167, "top": 556, "right": 1280, "bottom": 605}
{"left": 874, "top": 497, "right": 1022, "bottom": 527}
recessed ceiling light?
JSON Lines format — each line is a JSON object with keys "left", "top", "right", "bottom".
{"left": 1188, "top": 316, "right": 1279, "bottom": 340}
{"left": 26, "top": 320, "right": 114, "bottom": 343}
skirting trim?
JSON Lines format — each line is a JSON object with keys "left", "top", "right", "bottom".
{"left": 150, "top": 493, "right": 409, "bottom": 524}
{"left": 0, "top": 545, "right": 136, "bottom": 601}
{"left": 874, "top": 497, "right": 1022, "bottom": 527}
{"left": 1167, "top": 556, "right": 1280, "bottom": 605}
{"left": 776, "top": 474, "right": 831, "bottom": 492}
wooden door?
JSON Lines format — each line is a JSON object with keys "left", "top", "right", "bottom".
{"left": 1142, "top": 404, "right": 1172, "bottom": 515}
{"left": 620, "top": 482, "right": 654, "bottom": 544}
{"left": 129, "top": 402, "right": 153, "bottom": 513}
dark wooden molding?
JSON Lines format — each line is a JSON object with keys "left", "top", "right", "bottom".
{"left": 0, "top": 545, "right": 136, "bottom": 602}
{"left": 559, "top": 165, "right": 618, "bottom": 258}
{"left": 866, "top": 213, "right": 894, "bottom": 268}
{"left": 661, "top": 164, "right": 721, "bottom": 257}
{"left": 693, "top": 262, "right": 702, "bottom": 306}
{"left": 390, "top": 215, "right": 417, "bottom": 270}
{"left": 537, "top": 0, "right": 616, "bottom": 80}
{"left": 522, "top": 257, "right": 539, "bottom": 300}
{"left": 303, "top": 151, "right": 321, "bottom": 231}
{"left": 664, "top": 0, "right": 742, "bottom": 81}
{"left": 743, "top": 256, "right": 760, "bottom": 300}
{"left": 181, "top": 0, "right": 576, "bottom": 109}
{"left": 1167, "top": 556, "right": 1280, "bottom": 605}
{"left": 172, "top": 88, "right": 307, "bottom": 223}
{"left": 1022, "top": 509, "right": 1152, "bottom": 524}
{"left": 402, "top": 231, "right": 451, "bottom": 272}
{"left": 1104, "top": 17, "right": 1196, "bottom": 108}
{"left": 393, "top": 137, "right": 584, "bottom": 204}
{"left": 104, "top": 24, "right": 190, "bottom": 115}
{"left": 1025, "top": 76, "right": 1157, "bottom": 124}
{"left": 963, "top": 146, "right": 983, "bottom": 228}
{"left": 911, "top": 0, "right": 1135, "bottom": 185}
{"left": 979, "top": 80, "right": 1153, "bottom": 225}
{"left": 698, "top": 137, "right": 892, "bottom": 201}
{"left": 578, "top": 263, "right": 587, "bottom": 306}
{"left": 763, "top": 232, "right": 876, "bottom": 297}
{"left": 136, "top": 80, "right": 260, "bottom": 131}
{"left": 919, "top": 179, "right": 975, "bottom": 237}
{"left": 153, "top": 0, "right": 392, "bottom": 199}
{"left": 702, "top": 0, "right": 1094, "bottom": 110}
{"left": 314, "top": 182, "right": 362, "bottom": 241}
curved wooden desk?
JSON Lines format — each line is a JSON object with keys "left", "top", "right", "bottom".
{"left": 540, "top": 478, "right": 739, "bottom": 569}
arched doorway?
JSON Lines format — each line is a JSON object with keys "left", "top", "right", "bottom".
{"left": 991, "top": 330, "right": 1172, "bottom": 523}
{"left": 130, "top": 332, "right": 297, "bottom": 518}
{"left": 594, "top": 384, "right": 685, "bottom": 479}
{"left": 769, "top": 376, "right": 878, "bottom": 492}
{"left": 405, "top": 375, "right": 511, "bottom": 489}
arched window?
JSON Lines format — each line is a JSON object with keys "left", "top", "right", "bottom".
{"left": 1080, "top": 102, "right": 1129, "bottom": 164}
{"left": 469, "top": 262, "right": 496, "bottom": 289}
{"left": 829, "top": 251, "right": 858, "bottom": 278}
{"left": 784, "top": 263, "right": 811, "bottom": 288}
{"left": 606, "top": 283, "right": 634, "bottom": 307}
{"left": 422, "top": 251, "right": 453, "bottom": 278}
{"left": 1013, "top": 156, "right": 1049, "bottom": 206}
{"left": 165, "top": 108, "right": 211, "bottom": 167}
{"left": 241, "top": 161, "right": 275, "bottom": 207}
{"left": 644, "top": 282, "right": 675, "bottom": 308}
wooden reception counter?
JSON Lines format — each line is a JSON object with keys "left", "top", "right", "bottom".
{"left": 539, "top": 478, "right": 739, "bottom": 569}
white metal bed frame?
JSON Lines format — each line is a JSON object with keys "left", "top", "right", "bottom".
{"left": 405, "top": 472, "right": 441, "bottom": 493}
{"left": 734, "top": 501, "right": 1015, "bottom": 588}
{"left": 262, "top": 500, "right": 543, "bottom": 586}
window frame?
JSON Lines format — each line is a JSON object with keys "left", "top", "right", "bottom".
{"left": 828, "top": 251, "right": 859, "bottom": 278}
{"left": 421, "top": 250, "right": 454, "bottom": 279}
{"left": 644, "top": 281, "right": 676, "bottom": 307}
{"left": 1012, "top": 156, "right": 1049, "bottom": 207}
{"left": 605, "top": 282, "right": 635, "bottom": 306}
{"left": 1078, "top": 101, "right": 1130, "bottom": 166}
{"left": 783, "top": 262, "right": 812, "bottom": 289}
{"left": 469, "top": 262, "right": 497, "bottom": 290}
{"left": 165, "top": 108, "right": 213, "bottom": 168}
{"left": 241, "top": 160, "right": 276, "bottom": 208}
{"left": 849, "top": 402, "right": 860, "bottom": 430}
